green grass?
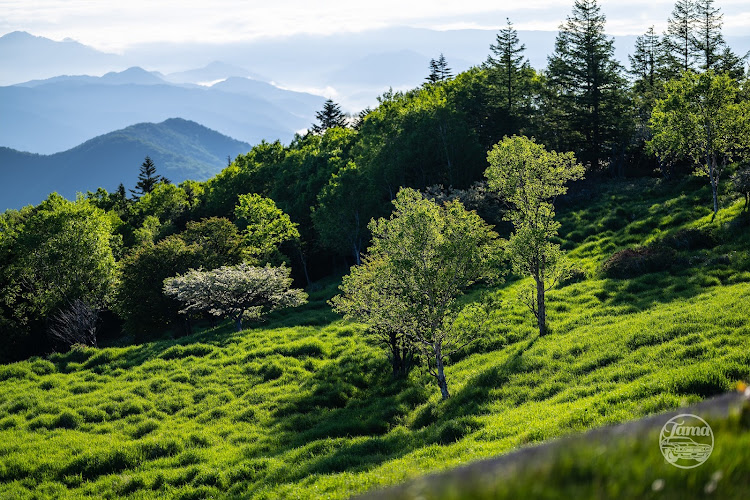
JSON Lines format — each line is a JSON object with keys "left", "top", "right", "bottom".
{"left": 1, "top": 177, "right": 749, "bottom": 498}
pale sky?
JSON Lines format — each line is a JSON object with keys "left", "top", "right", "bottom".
{"left": 1, "top": 0, "right": 749, "bottom": 52}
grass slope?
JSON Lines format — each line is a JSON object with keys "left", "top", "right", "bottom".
{"left": 1, "top": 177, "right": 749, "bottom": 499}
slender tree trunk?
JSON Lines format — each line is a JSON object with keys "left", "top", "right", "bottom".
{"left": 536, "top": 275, "right": 547, "bottom": 336}
{"left": 434, "top": 342, "right": 450, "bottom": 400}
{"left": 235, "top": 317, "right": 243, "bottom": 332}
{"left": 297, "top": 247, "right": 311, "bottom": 287}
{"left": 708, "top": 153, "right": 719, "bottom": 221}
{"left": 389, "top": 330, "right": 402, "bottom": 377}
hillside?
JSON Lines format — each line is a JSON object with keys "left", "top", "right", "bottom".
{"left": 0, "top": 118, "right": 251, "bottom": 210}
{"left": 0, "top": 177, "right": 748, "bottom": 498}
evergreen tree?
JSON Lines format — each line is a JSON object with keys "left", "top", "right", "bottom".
{"left": 692, "top": 0, "right": 725, "bottom": 71}
{"left": 664, "top": 0, "right": 698, "bottom": 75}
{"left": 311, "top": 99, "right": 348, "bottom": 134}
{"left": 426, "top": 58, "right": 441, "bottom": 84}
{"left": 546, "top": 0, "right": 627, "bottom": 169}
{"left": 629, "top": 26, "right": 667, "bottom": 91}
{"left": 425, "top": 54, "right": 452, "bottom": 84}
{"left": 484, "top": 18, "right": 534, "bottom": 137}
{"left": 130, "top": 156, "right": 167, "bottom": 199}
{"left": 436, "top": 53, "right": 452, "bottom": 81}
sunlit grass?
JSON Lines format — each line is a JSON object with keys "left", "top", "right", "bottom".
{"left": 0, "top": 177, "right": 749, "bottom": 498}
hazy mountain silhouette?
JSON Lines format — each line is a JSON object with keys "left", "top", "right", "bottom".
{"left": 2, "top": 69, "right": 324, "bottom": 154}
{"left": 0, "top": 118, "right": 251, "bottom": 210}
{"left": 0, "top": 31, "right": 122, "bottom": 85}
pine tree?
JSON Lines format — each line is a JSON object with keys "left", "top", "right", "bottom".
{"left": 484, "top": 18, "right": 534, "bottom": 137}
{"left": 436, "top": 53, "right": 452, "bottom": 81}
{"left": 665, "top": 0, "right": 698, "bottom": 75}
{"left": 629, "top": 26, "right": 667, "bottom": 90}
{"left": 311, "top": 99, "right": 347, "bottom": 134}
{"left": 130, "top": 156, "right": 167, "bottom": 198}
{"left": 426, "top": 58, "right": 441, "bottom": 84}
{"left": 426, "top": 54, "right": 452, "bottom": 85}
{"left": 546, "top": 0, "right": 627, "bottom": 169}
{"left": 692, "top": 0, "right": 725, "bottom": 71}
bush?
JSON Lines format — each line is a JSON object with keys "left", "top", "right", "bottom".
{"left": 601, "top": 245, "right": 677, "bottom": 279}
{"left": 660, "top": 228, "right": 717, "bottom": 251}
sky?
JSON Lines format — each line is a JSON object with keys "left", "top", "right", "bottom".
{"left": 1, "top": 0, "right": 749, "bottom": 52}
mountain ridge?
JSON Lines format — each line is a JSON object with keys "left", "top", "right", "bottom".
{"left": 0, "top": 118, "right": 252, "bottom": 210}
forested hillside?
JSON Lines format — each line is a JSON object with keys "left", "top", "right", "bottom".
{"left": 1, "top": 0, "right": 749, "bottom": 498}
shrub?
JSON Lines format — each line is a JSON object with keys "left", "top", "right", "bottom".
{"left": 601, "top": 245, "right": 677, "bottom": 279}
{"left": 660, "top": 228, "right": 717, "bottom": 251}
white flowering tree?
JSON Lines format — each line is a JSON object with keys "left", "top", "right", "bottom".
{"left": 163, "top": 263, "right": 307, "bottom": 331}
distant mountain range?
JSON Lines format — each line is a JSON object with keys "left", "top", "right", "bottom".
{"left": 0, "top": 118, "right": 251, "bottom": 211}
{"left": 0, "top": 65, "right": 324, "bottom": 154}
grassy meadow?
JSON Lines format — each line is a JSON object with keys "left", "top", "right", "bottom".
{"left": 1, "top": 177, "right": 749, "bottom": 498}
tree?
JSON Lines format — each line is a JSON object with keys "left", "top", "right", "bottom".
{"left": 733, "top": 168, "right": 750, "bottom": 211}
{"left": 332, "top": 188, "right": 502, "bottom": 400}
{"left": 234, "top": 193, "right": 300, "bottom": 264}
{"left": 181, "top": 217, "right": 244, "bottom": 270}
{"left": 485, "top": 136, "right": 585, "bottom": 336}
{"left": 312, "top": 162, "right": 378, "bottom": 265}
{"left": 546, "top": 0, "right": 627, "bottom": 168}
{"left": 630, "top": 26, "right": 668, "bottom": 93}
{"left": 48, "top": 299, "right": 98, "bottom": 348}
{"left": 331, "top": 254, "right": 418, "bottom": 377}
{"left": 131, "top": 156, "right": 168, "bottom": 198}
{"left": 426, "top": 54, "right": 452, "bottom": 84}
{"left": 0, "top": 195, "right": 117, "bottom": 358}
{"left": 692, "top": 0, "right": 725, "bottom": 72}
{"left": 649, "top": 71, "right": 749, "bottom": 220}
{"left": 114, "top": 235, "right": 200, "bottom": 339}
{"left": 664, "top": 0, "right": 698, "bottom": 75}
{"left": 164, "top": 264, "right": 307, "bottom": 331}
{"left": 484, "top": 18, "right": 535, "bottom": 138}
{"left": 311, "top": 99, "right": 348, "bottom": 134}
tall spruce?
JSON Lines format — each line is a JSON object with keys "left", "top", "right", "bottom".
{"left": 426, "top": 54, "right": 452, "bottom": 84}
{"left": 665, "top": 0, "right": 698, "bottom": 75}
{"left": 629, "top": 26, "right": 666, "bottom": 91}
{"left": 311, "top": 99, "right": 347, "bottom": 134}
{"left": 546, "top": 0, "right": 627, "bottom": 169}
{"left": 692, "top": 0, "right": 725, "bottom": 71}
{"left": 484, "top": 18, "right": 534, "bottom": 137}
{"left": 131, "top": 156, "right": 167, "bottom": 198}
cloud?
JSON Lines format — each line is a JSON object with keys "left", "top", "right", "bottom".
{"left": 1, "top": 0, "right": 748, "bottom": 50}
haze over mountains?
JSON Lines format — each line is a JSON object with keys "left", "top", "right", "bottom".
{"left": 0, "top": 118, "right": 251, "bottom": 210}
{"left": 1, "top": 27, "right": 749, "bottom": 209}
{"left": 1, "top": 64, "right": 323, "bottom": 154}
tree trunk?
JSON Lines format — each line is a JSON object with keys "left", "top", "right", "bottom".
{"left": 536, "top": 276, "right": 547, "bottom": 336}
{"left": 708, "top": 154, "right": 719, "bottom": 221}
{"left": 434, "top": 343, "right": 450, "bottom": 400}
{"left": 390, "top": 330, "right": 403, "bottom": 377}
{"left": 235, "top": 317, "right": 243, "bottom": 332}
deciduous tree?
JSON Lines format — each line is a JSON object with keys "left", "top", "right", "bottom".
{"left": 485, "top": 136, "right": 585, "bottom": 336}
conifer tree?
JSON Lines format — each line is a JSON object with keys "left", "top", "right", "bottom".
{"left": 692, "top": 0, "right": 725, "bottom": 71}
{"left": 436, "top": 53, "right": 452, "bottom": 81}
{"left": 665, "top": 0, "right": 698, "bottom": 75}
{"left": 546, "top": 0, "right": 627, "bottom": 169}
{"left": 426, "top": 54, "right": 452, "bottom": 84}
{"left": 311, "top": 99, "right": 348, "bottom": 134}
{"left": 131, "top": 156, "right": 168, "bottom": 199}
{"left": 484, "top": 18, "right": 534, "bottom": 137}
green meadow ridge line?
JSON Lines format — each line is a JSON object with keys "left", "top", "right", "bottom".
{"left": 360, "top": 391, "right": 750, "bottom": 500}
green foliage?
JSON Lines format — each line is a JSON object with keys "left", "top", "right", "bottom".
{"left": 485, "top": 136, "right": 585, "bottom": 335}
{"left": 649, "top": 71, "right": 750, "bottom": 218}
{"left": 114, "top": 236, "right": 201, "bottom": 339}
{"left": 0, "top": 195, "right": 117, "bottom": 360}
{"left": 234, "top": 193, "right": 299, "bottom": 264}
{"left": 333, "top": 188, "right": 503, "bottom": 399}
{"left": 545, "top": 0, "right": 628, "bottom": 168}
